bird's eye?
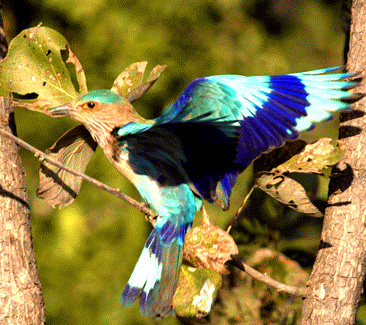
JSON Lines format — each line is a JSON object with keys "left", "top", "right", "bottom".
{"left": 87, "top": 102, "right": 95, "bottom": 109}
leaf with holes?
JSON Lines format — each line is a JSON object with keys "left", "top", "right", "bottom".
{"left": 111, "top": 61, "right": 166, "bottom": 102}
{"left": 254, "top": 139, "right": 308, "bottom": 173}
{"left": 0, "top": 26, "right": 87, "bottom": 111}
{"left": 36, "top": 125, "right": 97, "bottom": 208}
{"left": 275, "top": 138, "right": 346, "bottom": 175}
{"left": 173, "top": 265, "right": 221, "bottom": 318}
{"left": 255, "top": 173, "right": 323, "bottom": 217}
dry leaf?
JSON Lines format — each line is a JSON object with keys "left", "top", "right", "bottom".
{"left": 111, "top": 61, "right": 166, "bottom": 102}
{"left": 66, "top": 45, "right": 88, "bottom": 94}
{"left": 255, "top": 174, "right": 323, "bottom": 217}
{"left": 37, "top": 125, "right": 97, "bottom": 208}
{"left": 275, "top": 138, "right": 346, "bottom": 175}
{"left": 184, "top": 223, "right": 238, "bottom": 274}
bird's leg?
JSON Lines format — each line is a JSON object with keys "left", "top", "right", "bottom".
{"left": 145, "top": 212, "right": 157, "bottom": 227}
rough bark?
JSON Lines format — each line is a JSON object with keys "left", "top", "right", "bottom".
{"left": 300, "top": 1, "right": 366, "bottom": 324}
{"left": 0, "top": 4, "right": 45, "bottom": 324}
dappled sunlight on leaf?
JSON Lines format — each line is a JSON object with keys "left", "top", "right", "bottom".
{"left": 111, "top": 61, "right": 167, "bottom": 102}
{"left": 0, "top": 26, "right": 87, "bottom": 111}
{"left": 173, "top": 265, "right": 221, "bottom": 318}
{"left": 255, "top": 174, "right": 323, "bottom": 218}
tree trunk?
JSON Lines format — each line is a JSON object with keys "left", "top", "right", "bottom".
{"left": 0, "top": 4, "right": 45, "bottom": 324}
{"left": 300, "top": 1, "right": 366, "bottom": 324}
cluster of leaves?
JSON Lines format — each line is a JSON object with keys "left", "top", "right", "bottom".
{"left": 1, "top": 25, "right": 349, "bottom": 322}
{"left": 0, "top": 26, "right": 165, "bottom": 209}
{"left": 255, "top": 138, "right": 345, "bottom": 219}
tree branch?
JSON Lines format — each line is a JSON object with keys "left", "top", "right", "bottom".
{"left": 0, "top": 115, "right": 314, "bottom": 303}
{"left": 300, "top": 1, "right": 366, "bottom": 323}
{"left": 0, "top": 127, "right": 157, "bottom": 221}
{"left": 0, "top": 5, "right": 45, "bottom": 319}
{"left": 228, "top": 257, "right": 311, "bottom": 298}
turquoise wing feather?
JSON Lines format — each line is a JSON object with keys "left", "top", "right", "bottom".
{"left": 51, "top": 67, "right": 360, "bottom": 318}
{"left": 118, "top": 67, "right": 359, "bottom": 316}
{"left": 117, "top": 67, "right": 358, "bottom": 208}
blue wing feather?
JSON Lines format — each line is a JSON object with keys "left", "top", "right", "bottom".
{"left": 117, "top": 67, "right": 357, "bottom": 209}
{"left": 118, "top": 67, "right": 359, "bottom": 316}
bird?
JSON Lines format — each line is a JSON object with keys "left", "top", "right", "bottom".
{"left": 50, "top": 66, "right": 360, "bottom": 318}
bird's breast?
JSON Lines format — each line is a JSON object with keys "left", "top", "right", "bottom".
{"left": 101, "top": 138, "right": 138, "bottom": 183}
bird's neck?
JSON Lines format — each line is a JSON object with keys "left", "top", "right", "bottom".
{"left": 84, "top": 120, "right": 116, "bottom": 149}
{"left": 83, "top": 105, "right": 146, "bottom": 150}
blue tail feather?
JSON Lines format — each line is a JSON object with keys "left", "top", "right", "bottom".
{"left": 121, "top": 222, "right": 191, "bottom": 317}
{"left": 117, "top": 67, "right": 361, "bottom": 318}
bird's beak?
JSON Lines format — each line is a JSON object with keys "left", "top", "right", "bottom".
{"left": 49, "top": 103, "right": 74, "bottom": 116}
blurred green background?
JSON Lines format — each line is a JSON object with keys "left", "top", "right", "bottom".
{"left": 3, "top": 0, "right": 360, "bottom": 324}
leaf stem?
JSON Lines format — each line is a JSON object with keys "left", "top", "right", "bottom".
{"left": 0, "top": 127, "right": 157, "bottom": 220}
{"left": 227, "top": 186, "right": 255, "bottom": 233}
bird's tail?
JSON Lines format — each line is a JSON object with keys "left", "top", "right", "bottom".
{"left": 121, "top": 223, "right": 190, "bottom": 317}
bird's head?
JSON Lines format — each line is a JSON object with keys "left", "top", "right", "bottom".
{"left": 50, "top": 90, "right": 141, "bottom": 147}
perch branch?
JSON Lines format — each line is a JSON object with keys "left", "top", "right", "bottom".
{"left": 0, "top": 123, "right": 313, "bottom": 299}
{"left": 228, "top": 257, "right": 311, "bottom": 298}
{"left": 0, "top": 127, "right": 157, "bottom": 220}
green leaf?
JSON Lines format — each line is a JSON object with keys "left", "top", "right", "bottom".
{"left": 125, "top": 64, "right": 167, "bottom": 102}
{"left": 36, "top": 125, "right": 97, "bottom": 208}
{"left": 173, "top": 265, "right": 221, "bottom": 318}
{"left": 0, "top": 26, "right": 87, "bottom": 110}
{"left": 111, "top": 61, "right": 147, "bottom": 97}
{"left": 111, "top": 61, "right": 166, "bottom": 102}
{"left": 209, "top": 249, "right": 307, "bottom": 323}
{"left": 255, "top": 173, "right": 323, "bottom": 217}
{"left": 275, "top": 138, "right": 346, "bottom": 175}
{"left": 247, "top": 248, "right": 308, "bottom": 288}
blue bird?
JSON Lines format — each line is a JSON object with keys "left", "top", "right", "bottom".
{"left": 50, "top": 67, "right": 360, "bottom": 317}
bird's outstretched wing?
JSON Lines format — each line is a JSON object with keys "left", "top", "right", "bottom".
{"left": 117, "top": 67, "right": 359, "bottom": 209}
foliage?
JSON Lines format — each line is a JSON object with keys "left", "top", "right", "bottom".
{"left": 0, "top": 27, "right": 86, "bottom": 108}
{"left": 209, "top": 249, "right": 308, "bottom": 324}
{"left": 3, "top": 1, "right": 353, "bottom": 324}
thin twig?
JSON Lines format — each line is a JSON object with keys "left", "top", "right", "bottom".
{"left": 0, "top": 127, "right": 157, "bottom": 220}
{"left": 0, "top": 118, "right": 313, "bottom": 299}
{"left": 201, "top": 205, "right": 211, "bottom": 225}
{"left": 227, "top": 186, "right": 255, "bottom": 233}
{"left": 228, "top": 257, "right": 311, "bottom": 298}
